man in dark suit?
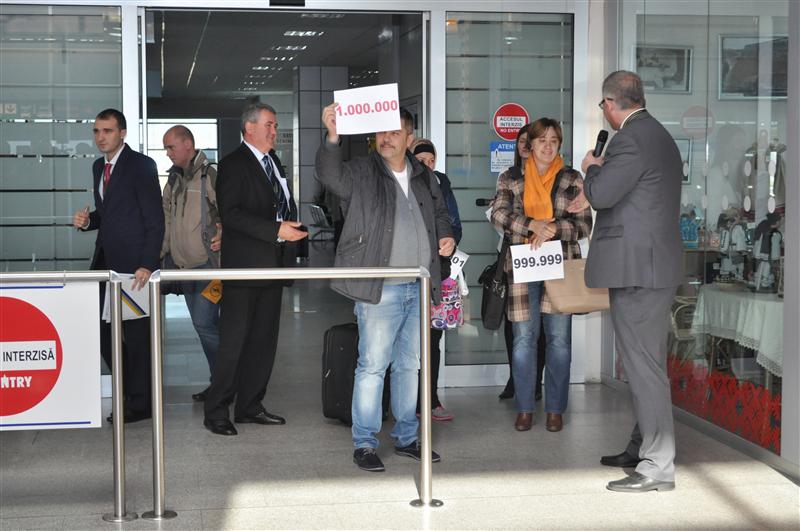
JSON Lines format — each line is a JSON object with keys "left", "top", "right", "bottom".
{"left": 203, "top": 103, "right": 307, "bottom": 436}
{"left": 568, "top": 71, "right": 683, "bottom": 492}
{"left": 73, "top": 108, "right": 164, "bottom": 423}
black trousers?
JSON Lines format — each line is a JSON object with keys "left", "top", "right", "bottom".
{"left": 97, "top": 263, "right": 152, "bottom": 413}
{"left": 204, "top": 283, "right": 283, "bottom": 421}
{"left": 417, "top": 327, "right": 444, "bottom": 412}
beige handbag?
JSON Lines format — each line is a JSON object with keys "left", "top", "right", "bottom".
{"left": 544, "top": 259, "right": 609, "bottom": 314}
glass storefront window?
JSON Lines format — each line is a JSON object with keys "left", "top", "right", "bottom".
{"left": 617, "top": 0, "right": 790, "bottom": 454}
{"left": 0, "top": 5, "right": 123, "bottom": 272}
{"left": 444, "top": 12, "right": 573, "bottom": 369}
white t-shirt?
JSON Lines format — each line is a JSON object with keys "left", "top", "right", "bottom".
{"left": 392, "top": 165, "right": 409, "bottom": 197}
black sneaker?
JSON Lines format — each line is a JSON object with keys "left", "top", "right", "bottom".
{"left": 353, "top": 448, "right": 385, "bottom": 472}
{"left": 394, "top": 441, "right": 441, "bottom": 463}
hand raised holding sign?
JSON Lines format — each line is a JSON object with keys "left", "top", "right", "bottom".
{"left": 331, "top": 83, "right": 401, "bottom": 135}
{"left": 321, "top": 103, "right": 339, "bottom": 144}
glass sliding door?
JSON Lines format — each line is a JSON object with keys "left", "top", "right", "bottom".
{"left": 442, "top": 12, "right": 574, "bottom": 386}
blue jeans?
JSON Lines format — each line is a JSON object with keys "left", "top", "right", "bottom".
{"left": 511, "top": 281, "right": 572, "bottom": 414}
{"left": 181, "top": 262, "right": 220, "bottom": 376}
{"left": 352, "top": 282, "right": 420, "bottom": 449}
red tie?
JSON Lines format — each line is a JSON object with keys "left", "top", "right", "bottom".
{"left": 103, "top": 162, "right": 112, "bottom": 190}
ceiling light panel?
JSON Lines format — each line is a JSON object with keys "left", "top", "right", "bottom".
{"left": 271, "top": 45, "right": 307, "bottom": 51}
{"left": 283, "top": 30, "right": 324, "bottom": 37}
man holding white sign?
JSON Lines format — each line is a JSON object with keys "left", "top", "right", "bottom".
{"left": 491, "top": 118, "right": 592, "bottom": 433}
{"left": 315, "top": 101, "right": 455, "bottom": 473}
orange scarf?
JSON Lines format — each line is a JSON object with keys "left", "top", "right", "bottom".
{"left": 523, "top": 154, "right": 563, "bottom": 220}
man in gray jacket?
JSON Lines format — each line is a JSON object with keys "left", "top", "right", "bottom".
{"left": 569, "top": 71, "right": 683, "bottom": 492}
{"left": 161, "top": 125, "right": 222, "bottom": 402}
{"left": 316, "top": 104, "right": 455, "bottom": 472}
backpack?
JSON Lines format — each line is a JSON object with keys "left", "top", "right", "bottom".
{"left": 166, "top": 160, "right": 219, "bottom": 268}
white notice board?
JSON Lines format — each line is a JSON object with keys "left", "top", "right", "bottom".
{"left": 0, "top": 282, "right": 101, "bottom": 430}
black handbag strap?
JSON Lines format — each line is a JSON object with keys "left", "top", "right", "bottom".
{"left": 494, "top": 235, "right": 511, "bottom": 282}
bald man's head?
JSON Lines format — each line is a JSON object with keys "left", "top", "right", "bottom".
{"left": 163, "top": 125, "right": 196, "bottom": 169}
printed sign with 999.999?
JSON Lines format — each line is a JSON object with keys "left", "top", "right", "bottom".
{"left": 509, "top": 241, "right": 565, "bottom": 284}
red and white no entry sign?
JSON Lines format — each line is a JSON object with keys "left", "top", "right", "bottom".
{"left": 0, "top": 296, "right": 63, "bottom": 416}
{"left": 493, "top": 103, "right": 530, "bottom": 141}
{"left": 681, "top": 105, "right": 715, "bottom": 140}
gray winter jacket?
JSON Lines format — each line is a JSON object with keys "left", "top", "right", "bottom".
{"left": 314, "top": 140, "right": 453, "bottom": 305}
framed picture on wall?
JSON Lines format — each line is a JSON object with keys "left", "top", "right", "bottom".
{"left": 673, "top": 138, "right": 692, "bottom": 184}
{"left": 719, "top": 35, "right": 788, "bottom": 99}
{"left": 634, "top": 45, "right": 692, "bottom": 93}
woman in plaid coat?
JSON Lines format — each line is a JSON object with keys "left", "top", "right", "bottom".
{"left": 491, "top": 118, "right": 593, "bottom": 433}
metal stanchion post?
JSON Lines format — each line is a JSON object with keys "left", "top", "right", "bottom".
{"left": 142, "top": 273, "right": 177, "bottom": 520}
{"left": 411, "top": 274, "right": 442, "bottom": 508}
{"left": 103, "top": 278, "right": 137, "bottom": 522}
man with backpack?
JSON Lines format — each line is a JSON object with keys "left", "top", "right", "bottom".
{"left": 161, "top": 125, "right": 222, "bottom": 402}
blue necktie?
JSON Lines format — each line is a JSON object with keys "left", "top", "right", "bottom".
{"left": 262, "top": 154, "right": 289, "bottom": 220}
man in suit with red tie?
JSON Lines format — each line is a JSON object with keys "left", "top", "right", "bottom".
{"left": 73, "top": 108, "right": 164, "bottom": 423}
{"left": 203, "top": 103, "right": 307, "bottom": 436}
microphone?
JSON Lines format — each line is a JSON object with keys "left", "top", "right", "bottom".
{"left": 475, "top": 198, "right": 493, "bottom": 207}
{"left": 592, "top": 130, "right": 609, "bottom": 157}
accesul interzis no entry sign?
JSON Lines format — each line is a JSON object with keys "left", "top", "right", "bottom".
{"left": 0, "top": 283, "right": 100, "bottom": 430}
{"left": 0, "top": 297, "right": 63, "bottom": 416}
{"left": 492, "top": 103, "right": 529, "bottom": 141}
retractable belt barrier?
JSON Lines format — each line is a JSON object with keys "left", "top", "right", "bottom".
{"left": 0, "top": 266, "right": 442, "bottom": 523}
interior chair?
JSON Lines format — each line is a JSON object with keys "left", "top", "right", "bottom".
{"left": 669, "top": 295, "right": 697, "bottom": 362}
{"left": 308, "top": 204, "right": 335, "bottom": 242}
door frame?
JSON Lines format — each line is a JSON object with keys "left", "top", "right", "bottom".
{"left": 46, "top": 0, "right": 593, "bottom": 389}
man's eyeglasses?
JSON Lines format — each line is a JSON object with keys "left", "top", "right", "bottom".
{"left": 598, "top": 97, "right": 614, "bottom": 109}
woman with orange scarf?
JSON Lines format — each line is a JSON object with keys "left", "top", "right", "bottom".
{"left": 491, "top": 118, "right": 592, "bottom": 432}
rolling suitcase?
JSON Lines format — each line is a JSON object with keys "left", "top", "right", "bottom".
{"left": 322, "top": 322, "right": 390, "bottom": 425}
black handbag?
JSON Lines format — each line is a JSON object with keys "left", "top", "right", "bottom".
{"left": 478, "top": 235, "right": 511, "bottom": 330}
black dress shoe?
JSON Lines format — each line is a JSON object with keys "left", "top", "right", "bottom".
{"left": 106, "top": 410, "right": 152, "bottom": 424}
{"left": 498, "top": 380, "right": 515, "bottom": 400}
{"left": 204, "top": 418, "right": 238, "bottom": 436}
{"left": 600, "top": 451, "right": 642, "bottom": 468}
{"left": 192, "top": 386, "right": 210, "bottom": 402}
{"left": 234, "top": 411, "right": 286, "bottom": 425}
{"left": 606, "top": 472, "right": 675, "bottom": 493}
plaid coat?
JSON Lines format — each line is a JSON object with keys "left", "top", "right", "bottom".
{"left": 491, "top": 165, "right": 593, "bottom": 320}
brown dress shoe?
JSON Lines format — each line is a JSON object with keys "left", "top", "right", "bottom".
{"left": 514, "top": 412, "right": 533, "bottom": 431}
{"left": 546, "top": 413, "right": 563, "bottom": 432}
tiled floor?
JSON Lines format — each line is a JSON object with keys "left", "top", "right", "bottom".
{"left": 2, "top": 250, "right": 799, "bottom": 530}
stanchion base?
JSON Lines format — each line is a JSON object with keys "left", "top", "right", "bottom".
{"left": 410, "top": 499, "right": 443, "bottom": 508}
{"left": 102, "top": 512, "right": 137, "bottom": 523}
{"left": 141, "top": 509, "right": 177, "bottom": 520}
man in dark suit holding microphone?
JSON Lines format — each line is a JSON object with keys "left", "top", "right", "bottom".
{"left": 73, "top": 108, "right": 164, "bottom": 423}
{"left": 202, "top": 102, "right": 307, "bottom": 436}
{"left": 568, "top": 71, "right": 683, "bottom": 492}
